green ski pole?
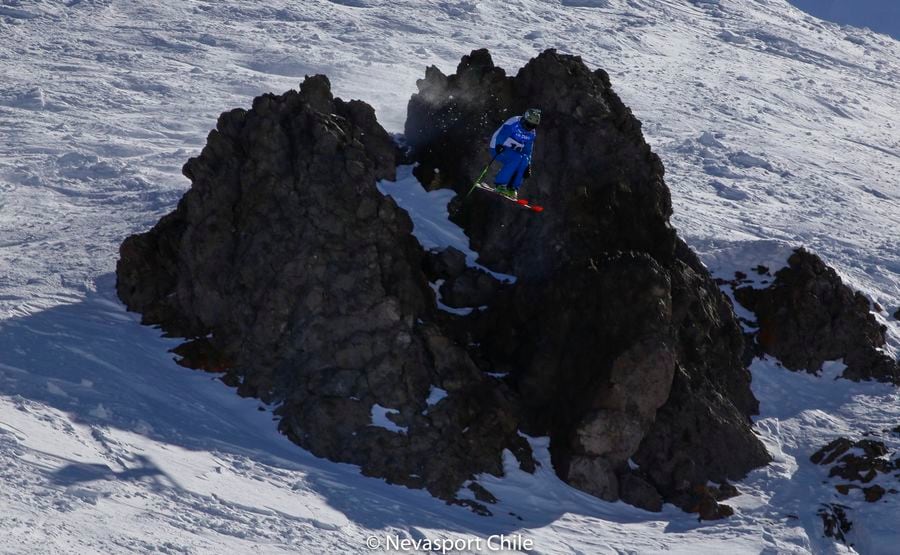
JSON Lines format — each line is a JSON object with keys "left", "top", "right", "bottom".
{"left": 464, "top": 151, "right": 501, "bottom": 199}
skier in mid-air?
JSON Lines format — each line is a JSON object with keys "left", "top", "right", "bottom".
{"left": 488, "top": 108, "right": 541, "bottom": 200}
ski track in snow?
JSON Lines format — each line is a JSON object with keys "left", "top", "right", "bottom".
{"left": 0, "top": 0, "right": 898, "bottom": 553}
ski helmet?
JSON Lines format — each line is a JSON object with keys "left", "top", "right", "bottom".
{"left": 523, "top": 108, "right": 541, "bottom": 129}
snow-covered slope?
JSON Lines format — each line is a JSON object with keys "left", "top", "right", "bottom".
{"left": 0, "top": 0, "right": 898, "bottom": 553}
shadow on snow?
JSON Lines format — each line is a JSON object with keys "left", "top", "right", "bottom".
{"left": 0, "top": 273, "right": 714, "bottom": 538}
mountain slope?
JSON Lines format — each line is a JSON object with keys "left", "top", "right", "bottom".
{"left": 0, "top": 0, "right": 898, "bottom": 553}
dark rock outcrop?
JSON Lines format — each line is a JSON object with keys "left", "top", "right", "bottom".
{"left": 118, "top": 50, "right": 773, "bottom": 516}
{"left": 811, "top": 433, "right": 900, "bottom": 543}
{"left": 619, "top": 472, "right": 664, "bottom": 512}
{"left": 405, "top": 49, "right": 769, "bottom": 515}
{"left": 406, "top": 48, "right": 676, "bottom": 280}
{"left": 734, "top": 249, "right": 899, "bottom": 384}
{"left": 438, "top": 267, "right": 501, "bottom": 309}
{"left": 424, "top": 246, "right": 467, "bottom": 281}
{"left": 818, "top": 504, "right": 853, "bottom": 544}
{"left": 117, "top": 75, "right": 529, "bottom": 507}
{"left": 812, "top": 436, "right": 897, "bottom": 486}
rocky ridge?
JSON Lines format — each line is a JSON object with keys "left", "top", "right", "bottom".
{"left": 117, "top": 50, "right": 777, "bottom": 517}
{"left": 812, "top": 432, "right": 900, "bottom": 545}
{"left": 117, "top": 75, "right": 528, "bottom": 507}
{"left": 730, "top": 248, "right": 899, "bottom": 384}
{"left": 405, "top": 49, "right": 770, "bottom": 515}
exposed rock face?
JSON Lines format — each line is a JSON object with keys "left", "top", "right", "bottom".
{"left": 734, "top": 249, "right": 899, "bottom": 384}
{"left": 818, "top": 504, "right": 853, "bottom": 544}
{"left": 406, "top": 49, "right": 769, "bottom": 513}
{"left": 438, "top": 267, "right": 501, "bottom": 309}
{"left": 424, "top": 246, "right": 467, "bottom": 281}
{"left": 119, "top": 50, "right": 773, "bottom": 516}
{"left": 116, "top": 75, "right": 529, "bottom": 507}
{"left": 618, "top": 473, "right": 664, "bottom": 512}
{"left": 811, "top": 433, "right": 900, "bottom": 544}
{"left": 406, "top": 49, "right": 675, "bottom": 279}
{"left": 811, "top": 437, "right": 898, "bottom": 488}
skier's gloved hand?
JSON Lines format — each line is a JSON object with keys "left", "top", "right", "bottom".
{"left": 495, "top": 145, "right": 505, "bottom": 154}
{"left": 524, "top": 165, "right": 532, "bottom": 179}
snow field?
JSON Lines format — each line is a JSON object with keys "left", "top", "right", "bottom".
{"left": 0, "top": 0, "right": 898, "bottom": 552}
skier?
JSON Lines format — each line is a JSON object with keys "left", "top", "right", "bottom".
{"left": 488, "top": 108, "right": 540, "bottom": 200}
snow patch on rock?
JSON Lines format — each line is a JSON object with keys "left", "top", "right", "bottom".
{"left": 370, "top": 404, "right": 407, "bottom": 434}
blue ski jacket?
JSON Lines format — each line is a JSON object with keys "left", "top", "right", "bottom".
{"left": 489, "top": 116, "right": 536, "bottom": 163}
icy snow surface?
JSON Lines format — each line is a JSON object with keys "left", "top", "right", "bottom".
{"left": 0, "top": 0, "right": 898, "bottom": 553}
{"left": 370, "top": 404, "right": 408, "bottom": 434}
{"left": 426, "top": 386, "right": 449, "bottom": 407}
{"left": 378, "top": 165, "right": 517, "bottom": 283}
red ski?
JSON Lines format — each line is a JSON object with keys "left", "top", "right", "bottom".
{"left": 474, "top": 183, "right": 544, "bottom": 213}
